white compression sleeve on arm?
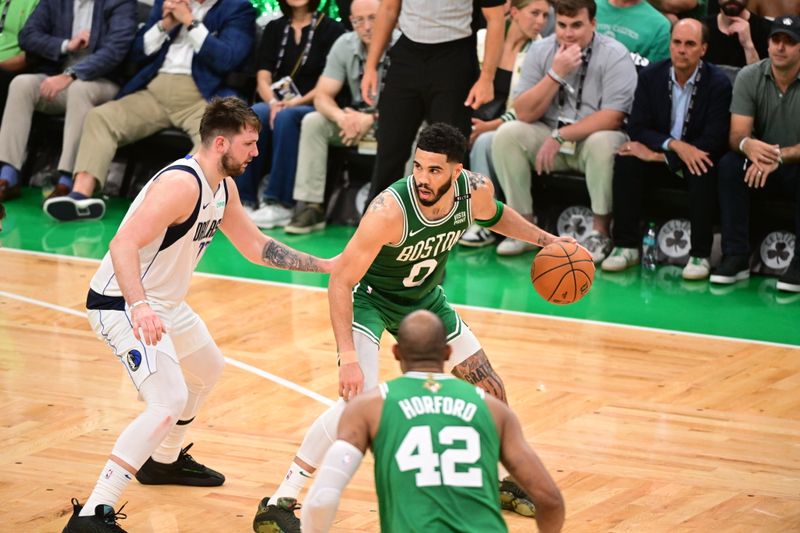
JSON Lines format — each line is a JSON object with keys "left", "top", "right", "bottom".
{"left": 301, "top": 440, "right": 364, "bottom": 533}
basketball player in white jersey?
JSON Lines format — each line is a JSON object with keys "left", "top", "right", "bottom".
{"left": 63, "top": 97, "right": 335, "bottom": 533}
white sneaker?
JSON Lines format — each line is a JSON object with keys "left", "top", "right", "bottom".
{"left": 459, "top": 224, "right": 496, "bottom": 247}
{"left": 496, "top": 238, "right": 536, "bottom": 256}
{"left": 682, "top": 256, "right": 710, "bottom": 280}
{"left": 251, "top": 203, "right": 292, "bottom": 229}
{"left": 601, "top": 247, "right": 640, "bottom": 272}
{"left": 581, "top": 230, "right": 613, "bottom": 263}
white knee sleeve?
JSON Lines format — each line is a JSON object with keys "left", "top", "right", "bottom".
{"left": 354, "top": 330, "right": 380, "bottom": 391}
{"left": 111, "top": 352, "right": 188, "bottom": 469}
{"left": 178, "top": 341, "right": 225, "bottom": 420}
{"left": 295, "top": 400, "right": 346, "bottom": 470}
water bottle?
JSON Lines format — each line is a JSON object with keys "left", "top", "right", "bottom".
{"left": 642, "top": 222, "right": 658, "bottom": 272}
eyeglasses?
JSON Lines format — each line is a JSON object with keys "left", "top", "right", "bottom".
{"left": 351, "top": 14, "right": 376, "bottom": 28}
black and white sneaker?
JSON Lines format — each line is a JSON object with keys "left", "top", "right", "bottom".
{"left": 459, "top": 223, "right": 496, "bottom": 247}
{"left": 44, "top": 195, "right": 105, "bottom": 221}
{"left": 252, "top": 496, "right": 301, "bottom": 533}
{"left": 776, "top": 254, "right": 800, "bottom": 293}
{"left": 135, "top": 443, "right": 224, "bottom": 486}
{"left": 710, "top": 255, "right": 751, "bottom": 284}
{"left": 62, "top": 498, "right": 127, "bottom": 532}
{"left": 581, "top": 230, "right": 613, "bottom": 263}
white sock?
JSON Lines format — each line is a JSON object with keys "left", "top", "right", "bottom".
{"left": 79, "top": 459, "right": 133, "bottom": 517}
{"left": 268, "top": 462, "right": 314, "bottom": 506}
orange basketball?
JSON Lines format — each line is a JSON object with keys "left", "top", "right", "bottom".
{"left": 531, "top": 242, "right": 595, "bottom": 304}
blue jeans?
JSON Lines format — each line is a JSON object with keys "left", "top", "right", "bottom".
{"left": 264, "top": 104, "right": 313, "bottom": 205}
{"left": 234, "top": 101, "right": 272, "bottom": 206}
{"left": 469, "top": 130, "right": 505, "bottom": 203}
{"left": 234, "top": 101, "right": 315, "bottom": 206}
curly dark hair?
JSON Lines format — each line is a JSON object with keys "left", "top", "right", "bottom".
{"left": 416, "top": 123, "right": 468, "bottom": 164}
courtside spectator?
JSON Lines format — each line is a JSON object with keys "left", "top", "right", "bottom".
{"left": 705, "top": 0, "right": 770, "bottom": 67}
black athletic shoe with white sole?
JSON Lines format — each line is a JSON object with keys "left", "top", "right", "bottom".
{"left": 135, "top": 443, "right": 224, "bottom": 486}
{"left": 710, "top": 255, "right": 750, "bottom": 284}
{"left": 62, "top": 498, "right": 127, "bottom": 533}
{"left": 777, "top": 254, "right": 800, "bottom": 293}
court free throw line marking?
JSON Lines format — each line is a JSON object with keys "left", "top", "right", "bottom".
{"left": 1, "top": 247, "right": 798, "bottom": 351}
{"left": 0, "top": 289, "right": 335, "bottom": 407}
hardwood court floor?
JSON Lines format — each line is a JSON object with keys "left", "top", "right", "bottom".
{"left": 1, "top": 249, "right": 799, "bottom": 532}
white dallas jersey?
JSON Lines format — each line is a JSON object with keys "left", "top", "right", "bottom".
{"left": 88, "top": 157, "right": 228, "bottom": 310}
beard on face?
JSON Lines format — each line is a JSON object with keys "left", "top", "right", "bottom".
{"left": 221, "top": 151, "right": 249, "bottom": 178}
{"left": 415, "top": 177, "right": 453, "bottom": 207}
{"left": 720, "top": 0, "right": 746, "bottom": 17}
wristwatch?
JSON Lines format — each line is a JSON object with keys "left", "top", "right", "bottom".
{"left": 186, "top": 19, "right": 201, "bottom": 32}
{"left": 63, "top": 67, "right": 77, "bottom": 80}
{"left": 551, "top": 129, "right": 565, "bottom": 145}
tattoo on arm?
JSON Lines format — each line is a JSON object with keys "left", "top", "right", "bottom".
{"left": 452, "top": 350, "right": 507, "bottom": 403}
{"left": 367, "top": 191, "right": 389, "bottom": 213}
{"left": 262, "top": 240, "right": 323, "bottom": 272}
{"left": 465, "top": 170, "right": 488, "bottom": 191}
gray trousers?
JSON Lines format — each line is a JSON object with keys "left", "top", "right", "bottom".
{"left": 293, "top": 111, "right": 346, "bottom": 204}
{"left": 0, "top": 73, "right": 118, "bottom": 173}
{"left": 491, "top": 120, "right": 627, "bottom": 216}
{"left": 293, "top": 111, "right": 418, "bottom": 204}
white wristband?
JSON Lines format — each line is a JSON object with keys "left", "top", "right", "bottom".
{"left": 129, "top": 300, "right": 150, "bottom": 310}
{"left": 547, "top": 68, "right": 566, "bottom": 86}
{"left": 738, "top": 137, "right": 749, "bottom": 154}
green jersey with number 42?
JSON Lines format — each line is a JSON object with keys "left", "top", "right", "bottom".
{"left": 362, "top": 173, "right": 472, "bottom": 302}
{"left": 373, "top": 372, "right": 506, "bottom": 533}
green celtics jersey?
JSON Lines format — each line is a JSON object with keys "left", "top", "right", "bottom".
{"left": 362, "top": 173, "right": 472, "bottom": 302}
{"left": 373, "top": 372, "right": 506, "bottom": 533}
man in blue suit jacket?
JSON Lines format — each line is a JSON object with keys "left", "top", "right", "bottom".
{"left": 0, "top": 0, "right": 136, "bottom": 204}
{"left": 44, "top": 0, "right": 256, "bottom": 221}
{"left": 601, "top": 18, "right": 732, "bottom": 280}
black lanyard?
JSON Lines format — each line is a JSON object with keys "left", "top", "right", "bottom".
{"left": 557, "top": 43, "right": 593, "bottom": 118}
{"left": 275, "top": 12, "right": 320, "bottom": 76}
{"left": 667, "top": 62, "right": 702, "bottom": 140}
{"left": 0, "top": 0, "right": 13, "bottom": 34}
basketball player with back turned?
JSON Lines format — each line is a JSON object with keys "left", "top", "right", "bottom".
{"left": 253, "top": 123, "right": 575, "bottom": 531}
{"left": 62, "top": 97, "right": 335, "bottom": 533}
{"left": 302, "top": 310, "right": 565, "bottom": 532}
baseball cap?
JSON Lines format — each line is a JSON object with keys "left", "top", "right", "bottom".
{"left": 770, "top": 16, "right": 800, "bottom": 43}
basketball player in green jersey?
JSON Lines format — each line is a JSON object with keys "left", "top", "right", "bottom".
{"left": 253, "top": 123, "right": 575, "bottom": 532}
{"left": 301, "top": 310, "right": 565, "bottom": 532}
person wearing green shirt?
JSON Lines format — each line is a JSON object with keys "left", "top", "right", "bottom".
{"left": 252, "top": 122, "right": 576, "bottom": 532}
{"left": 301, "top": 310, "right": 565, "bottom": 533}
{"left": 0, "top": 0, "right": 39, "bottom": 110}
{"left": 597, "top": 0, "right": 671, "bottom": 67}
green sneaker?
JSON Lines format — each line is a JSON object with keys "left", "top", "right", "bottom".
{"left": 499, "top": 477, "right": 536, "bottom": 518}
{"left": 252, "top": 496, "right": 301, "bottom": 533}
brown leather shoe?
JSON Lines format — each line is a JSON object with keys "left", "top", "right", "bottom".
{"left": 45, "top": 182, "right": 71, "bottom": 201}
{"left": 0, "top": 179, "right": 20, "bottom": 202}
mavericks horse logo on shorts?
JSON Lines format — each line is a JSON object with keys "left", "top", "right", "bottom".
{"left": 127, "top": 349, "right": 142, "bottom": 371}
